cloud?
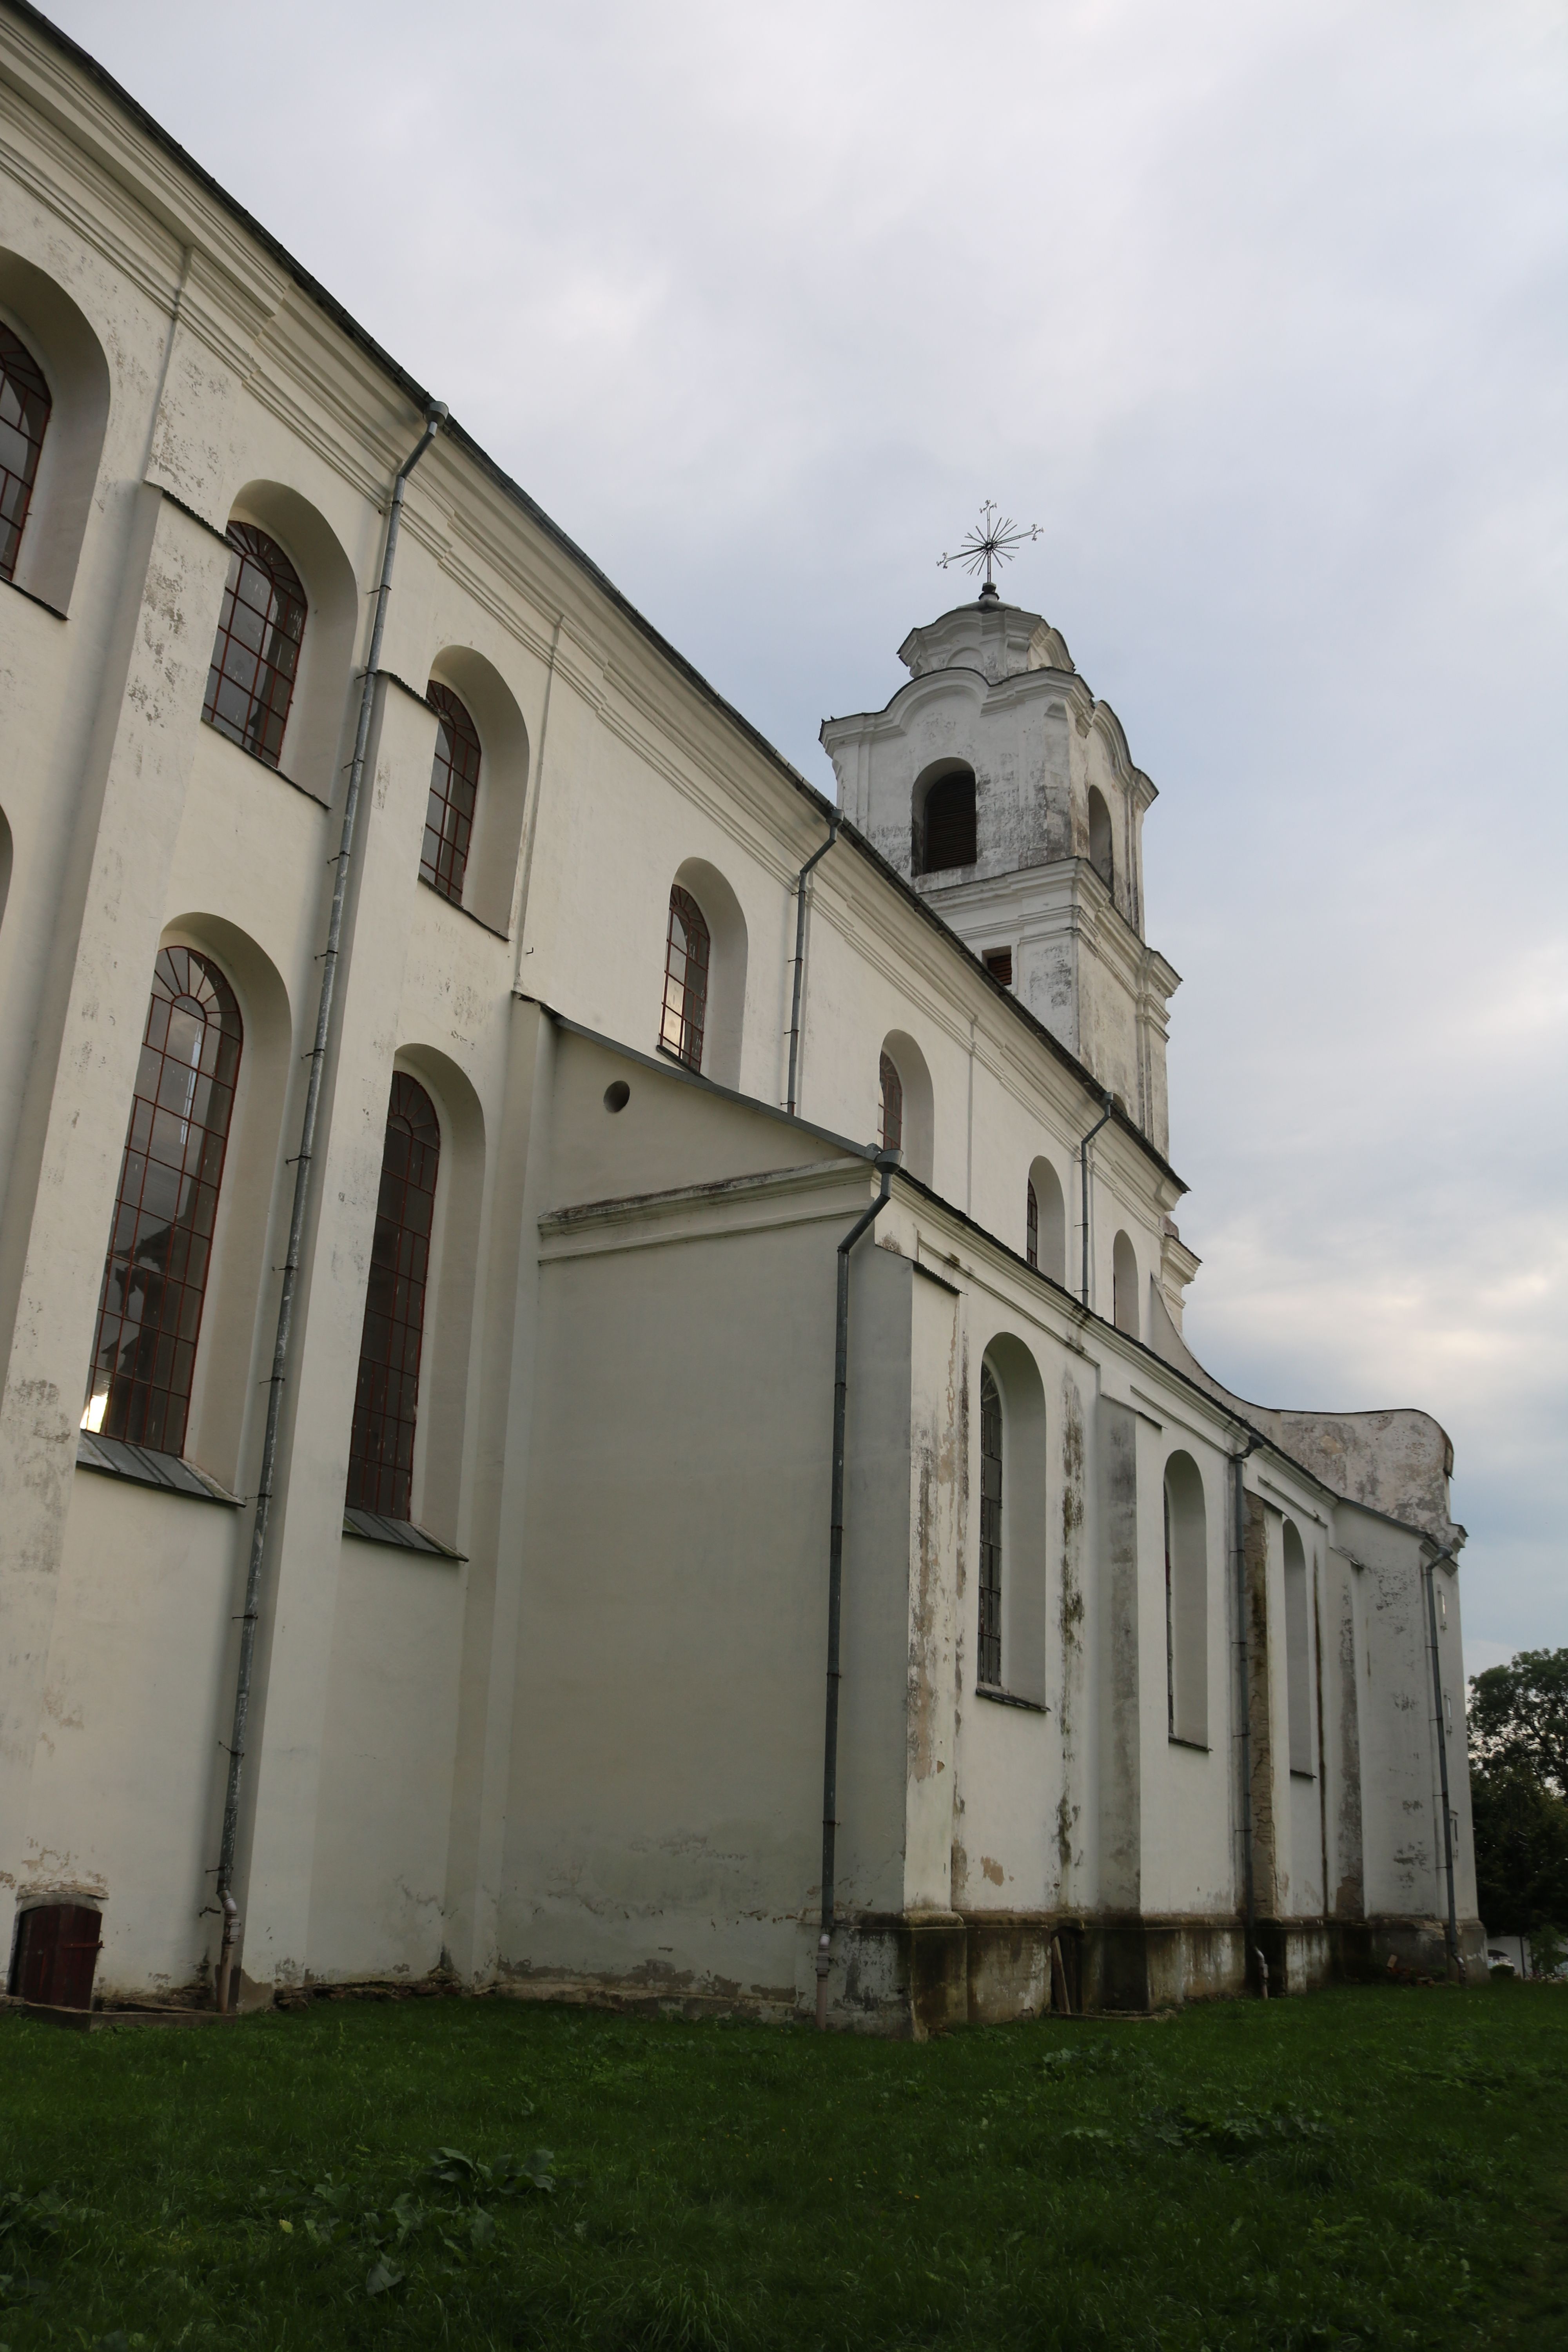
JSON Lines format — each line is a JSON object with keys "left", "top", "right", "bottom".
{"left": 50, "top": 0, "right": 1568, "bottom": 1655}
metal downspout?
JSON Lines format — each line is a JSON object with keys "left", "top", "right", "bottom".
{"left": 1423, "top": 1549, "right": 1463, "bottom": 1978}
{"left": 815, "top": 1148, "right": 900, "bottom": 2030}
{"left": 1078, "top": 1093, "right": 1114, "bottom": 1307}
{"left": 213, "top": 405, "right": 446, "bottom": 2012}
{"left": 786, "top": 814, "right": 838, "bottom": 1117}
{"left": 1232, "top": 1438, "right": 1261, "bottom": 1993}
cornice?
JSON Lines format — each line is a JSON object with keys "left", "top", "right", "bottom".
{"left": 820, "top": 659, "right": 1092, "bottom": 750}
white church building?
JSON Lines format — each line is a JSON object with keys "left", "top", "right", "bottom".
{"left": 0, "top": 1, "right": 1482, "bottom": 2026}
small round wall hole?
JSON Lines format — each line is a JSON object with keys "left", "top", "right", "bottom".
{"left": 603, "top": 1081, "right": 631, "bottom": 1113}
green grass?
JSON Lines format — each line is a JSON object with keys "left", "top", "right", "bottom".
{"left": 1, "top": 1984, "right": 1564, "bottom": 2350}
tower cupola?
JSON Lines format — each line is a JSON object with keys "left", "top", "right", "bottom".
{"left": 820, "top": 592, "right": 1180, "bottom": 1154}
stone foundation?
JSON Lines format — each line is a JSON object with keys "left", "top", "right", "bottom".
{"left": 822, "top": 1907, "right": 1488, "bottom": 2034}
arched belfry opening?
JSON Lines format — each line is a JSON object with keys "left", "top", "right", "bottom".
{"left": 913, "top": 764, "right": 976, "bottom": 876}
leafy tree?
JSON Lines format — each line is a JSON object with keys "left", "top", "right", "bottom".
{"left": 1467, "top": 1763, "right": 1568, "bottom": 1940}
{"left": 1468, "top": 1647, "right": 1568, "bottom": 1796}
{"left": 1468, "top": 1647, "right": 1568, "bottom": 1946}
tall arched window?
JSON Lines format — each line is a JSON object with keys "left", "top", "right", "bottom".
{"left": 878, "top": 1051, "right": 903, "bottom": 1152}
{"left": 978, "top": 1363, "right": 1003, "bottom": 1686}
{"left": 1087, "top": 786, "right": 1114, "bottom": 893}
{"left": 1029, "top": 1158, "right": 1068, "bottom": 1286}
{"left": 920, "top": 768, "right": 977, "bottom": 873}
{"left": 347, "top": 1073, "right": 441, "bottom": 1524}
{"left": 421, "top": 683, "right": 482, "bottom": 904}
{"left": 660, "top": 884, "right": 710, "bottom": 1070}
{"left": 1164, "top": 1452, "right": 1208, "bottom": 1745}
{"left": 0, "top": 323, "right": 51, "bottom": 583}
{"left": 82, "top": 948, "right": 243, "bottom": 1455}
{"left": 202, "top": 523, "right": 307, "bottom": 768}
{"left": 1283, "top": 1521, "right": 1314, "bottom": 1775}
{"left": 1112, "top": 1230, "right": 1140, "bottom": 1336}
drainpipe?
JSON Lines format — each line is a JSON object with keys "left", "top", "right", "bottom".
{"left": 1423, "top": 1548, "right": 1463, "bottom": 1980}
{"left": 785, "top": 813, "right": 838, "bottom": 1116}
{"left": 1078, "top": 1092, "right": 1115, "bottom": 1308}
{"left": 816, "top": 1146, "right": 901, "bottom": 2030}
{"left": 1232, "top": 1437, "right": 1260, "bottom": 1994}
{"left": 212, "top": 405, "right": 446, "bottom": 2013}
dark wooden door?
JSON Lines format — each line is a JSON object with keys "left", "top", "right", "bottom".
{"left": 12, "top": 1902, "right": 102, "bottom": 2008}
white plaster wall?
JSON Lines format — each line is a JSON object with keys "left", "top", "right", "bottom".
{"left": 306, "top": 1539, "right": 466, "bottom": 1980}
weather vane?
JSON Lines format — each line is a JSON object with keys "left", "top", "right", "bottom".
{"left": 938, "top": 499, "right": 1042, "bottom": 595}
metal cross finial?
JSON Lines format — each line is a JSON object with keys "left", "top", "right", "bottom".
{"left": 938, "top": 499, "right": 1042, "bottom": 594}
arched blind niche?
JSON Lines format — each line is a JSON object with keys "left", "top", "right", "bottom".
{"left": 202, "top": 523, "right": 307, "bottom": 768}
{"left": 1164, "top": 1451, "right": 1208, "bottom": 1746}
{"left": 917, "top": 766, "right": 977, "bottom": 875}
{"left": 660, "top": 884, "right": 710, "bottom": 1071}
{"left": 82, "top": 948, "right": 243, "bottom": 1455}
{"left": 0, "top": 321, "right": 51, "bottom": 581}
{"left": 421, "top": 682, "right": 482, "bottom": 904}
{"left": 346, "top": 1073, "right": 441, "bottom": 1524}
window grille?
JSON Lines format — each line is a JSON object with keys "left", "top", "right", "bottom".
{"left": 82, "top": 948, "right": 242, "bottom": 1455}
{"left": 978, "top": 1363, "right": 1003, "bottom": 1685}
{"left": 660, "top": 885, "right": 710, "bottom": 1070}
{"left": 878, "top": 1051, "right": 903, "bottom": 1152}
{"left": 0, "top": 323, "right": 51, "bottom": 582}
{"left": 922, "top": 770, "right": 976, "bottom": 872}
{"left": 421, "top": 683, "right": 482, "bottom": 903}
{"left": 1026, "top": 1180, "right": 1038, "bottom": 1270}
{"left": 346, "top": 1073, "right": 441, "bottom": 1524}
{"left": 983, "top": 947, "right": 1012, "bottom": 987}
{"left": 202, "top": 523, "right": 307, "bottom": 768}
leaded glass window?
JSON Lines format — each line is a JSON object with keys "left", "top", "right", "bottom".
{"left": 346, "top": 1073, "right": 441, "bottom": 1524}
{"left": 82, "top": 948, "right": 243, "bottom": 1455}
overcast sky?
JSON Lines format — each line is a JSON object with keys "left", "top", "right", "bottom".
{"left": 48, "top": 0, "right": 1566, "bottom": 1675}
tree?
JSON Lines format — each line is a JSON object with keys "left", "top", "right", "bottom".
{"left": 1468, "top": 1648, "right": 1568, "bottom": 1797}
{"left": 1468, "top": 1647, "right": 1568, "bottom": 1947}
{"left": 1467, "top": 1763, "right": 1568, "bottom": 1940}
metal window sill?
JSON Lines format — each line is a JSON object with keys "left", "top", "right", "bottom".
{"left": 975, "top": 1684, "right": 1047, "bottom": 1715}
{"left": 1168, "top": 1735, "right": 1211, "bottom": 1754}
{"left": 415, "top": 873, "right": 510, "bottom": 942}
{"left": 201, "top": 713, "right": 327, "bottom": 808}
{"left": 76, "top": 1432, "right": 240, "bottom": 1506}
{"left": 342, "top": 1506, "right": 464, "bottom": 1560}
{"left": 1, "top": 572, "right": 68, "bottom": 620}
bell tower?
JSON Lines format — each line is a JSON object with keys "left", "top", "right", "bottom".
{"left": 820, "top": 580, "right": 1180, "bottom": 1156}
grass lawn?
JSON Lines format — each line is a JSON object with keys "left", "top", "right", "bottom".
{"left": 1, "top": 1983, "right": 1564, "bottom": 2350}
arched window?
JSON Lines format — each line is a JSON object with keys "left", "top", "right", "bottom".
{"left": 1283, "top": 1521, "right": 1314, "bottom": 1774}
{"left": 878, "top": 1051, "right": 903, "bottom": 1152}
{"left": 1112, "top": 1229, "right": 1139, "bottom": 1336}
{"left": 1029, "top": 1158, "right": 1067, "bottom": 1286}
{"left": 1164, "top": 1452, "right": 1208, "bottom": 1744}
{"left": 82, "top": 948, "right": 242, "bottom": 1455}
{"left": 347, "top": 1073, "right": 441, "bottom": 1524}
{"left": 421, "top": 683, "right": 482, "bottom": 904}
{"left": 920, "top": 768, "right": 977, "bottom": 874}
{"left": 202, "top": 523, "right": 307, "bottom": 768}
{"left": 1087, "top": 786, "right": 1114, "bottom": 893}
{"left": 659, "top": 884, "right": 710, "bottom": 1071}
{"left": 978, "top": 1363, "right": 1003, "bottom": 1686}
{"left": 0, "top": 322, "right": 51, "bottom": 582}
